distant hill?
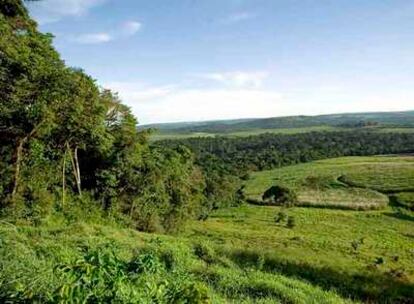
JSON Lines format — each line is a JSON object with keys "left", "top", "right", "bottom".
{"left": 141, "top": 110, "right": 414, "bottom": 139}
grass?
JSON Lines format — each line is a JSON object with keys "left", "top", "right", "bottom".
{"left": 377, "top": 127, "right": 414, "bottom": 133}
{"left": 186, "top": 204, "right": 414, "bottom": 302}
{"left": 1, "top": 155, "right": 413, "bottom": 303}
{"left": 391, "top": 192, "right": 414, "bottom": 210}
{"left": 244, "top": 156, "right": 414, "bottom": 210}
{"left": 149, "top": 126, "right": 414, "bottom": 141}
{"left": 149, "top": 126, "right": 340, "bottom": 141}
{"left": 0, "top": 220, "right": 358, "bottom": 303}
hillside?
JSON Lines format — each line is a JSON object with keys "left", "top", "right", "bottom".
{"left": 143, "top": 111, "right": 414, "bottom": 139}
{"left": 2, "top": 156, "right": 413, "bottom": 303}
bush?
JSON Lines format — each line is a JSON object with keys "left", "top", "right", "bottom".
{"left": 262, "top": 185, "right": 298, "bottom": 206}
{"left": 274, "top": 211, "right": 287, "bottom": 223}
{"left": 286, "top": 216, "right": 296, "bottom": 229}
{"left": 194, "top": 243, "right": 215, "bottom": 265}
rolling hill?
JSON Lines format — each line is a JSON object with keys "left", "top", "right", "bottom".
{"left": 141, "top": 110, "right": 414, "bottom": 139}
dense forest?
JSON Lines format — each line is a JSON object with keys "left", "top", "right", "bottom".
{"left": 0, "top": 0, "right": 241, "bottom": 232}
{"left": 158, "top": 131, "right": 414, "bottom": 174}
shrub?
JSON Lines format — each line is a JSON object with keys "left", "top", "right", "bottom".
{"left": 262, "top": 185, "right": 298, "bottom": 206}
{"left": 194, "top": 243, "right": 215, "bottom": 265}
{"left": 54, "top": 245, "right": 129, "bottom": 303}
{"left": 274, "top": 211, "right": 287, "bottom": 223}
{"left": 286, "top": 216, "right": 296, "bottom": 229}
{"left": 351, "top": 238, "right": 365, "bottom": 253}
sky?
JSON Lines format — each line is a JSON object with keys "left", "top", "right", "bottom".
{"left": 27, "top": 0, "right": 414, "bottom": 125}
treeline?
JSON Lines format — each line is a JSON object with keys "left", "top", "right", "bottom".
{"left": 0, "top": 0, "right": 241, "bottom": 232}
{"left": 157, "top": 131, "right": 414, "bottom": 174}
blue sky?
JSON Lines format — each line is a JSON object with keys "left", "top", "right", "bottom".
{"left": 27, "top": 0, "right": 414, "bottom": 124}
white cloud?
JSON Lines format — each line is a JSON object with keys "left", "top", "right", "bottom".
{"left": 201, "top": 71, "right": 268, "bottom": 88}
{"left": 72, "top": 32, "right": 112, "bottom": 44}
{"left": 221, "top": 12, "right": 256, "bottom": 24}
{"left": 27, "top": 0, "right": 106, "bottom": 24}
{"left": 121, "top": 21, "right": 142, "bottom": 36}
{"left": 71, "top": 20, "right": 141, "bottom": 44}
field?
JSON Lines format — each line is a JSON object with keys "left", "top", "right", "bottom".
{"left": 245, "top": 156, "right": 414, "bottom": 210}
{"left": 150, "top": 126, "right": 414, "bottom": 141}
{"left": 150, "top": 126, "right": 342, "bottom": 141}
{"left": 1, "top": 156, "right": 413, "bottom": 303}
{"left": 187, "top": 204, "right": 414, "bottom": 302}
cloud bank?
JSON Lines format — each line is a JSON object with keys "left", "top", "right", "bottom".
{"left": 104, "top": 78, "right": 413, "bottom": 125}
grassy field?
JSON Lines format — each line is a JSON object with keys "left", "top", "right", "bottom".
{"left": 186, "top": 204, "right": 414, "bottom": 302}
{"left": 149, "top": 126, "right": 414, "bottom": 141}
{"left": 2, "top": 205, "right": 413, "bottom": 303}
{"left": 149, "top": 126, "right": 341, "bottom": 141}
{"left": 1, "top": 156, "right": 413, "bottom": 303}
{"left": 0, "top": 219, "right": 360, "bottom": 303}
{"left": 244, "top": 156, "right": 414, "bottom": 210}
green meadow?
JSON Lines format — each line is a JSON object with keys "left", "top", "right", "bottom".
{"left": 245, "top": 156, "right": 414, "bottom": 210}
{"left": 150, "top": 126, "right": 414, "bottom": 141}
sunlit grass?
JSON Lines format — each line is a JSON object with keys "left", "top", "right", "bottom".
{"left": 245, "top": 156, "right": 414, "bottom": 209}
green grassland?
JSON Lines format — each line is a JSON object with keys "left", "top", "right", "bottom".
{"left": 2, "top": 205, "right": 413, "bottom": 303}
{"left": 150, "top": 126, "right": 414, "bottom": 141}
{"left": 150, "top": 126, "right": 342, "bottom": 140}
{"left": 245, "top": 156, "right": 414, "bottom": 210}
{"left": 0, "top": 220, "right": 358, "bottom": 303}
{"left": 186, "top": 204, "right": 414, "bottom": 302}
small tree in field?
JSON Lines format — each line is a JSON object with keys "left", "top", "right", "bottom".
{"left": 286, "top": 216, "right": 296, "bottom": 229}
{"left": 262, "top": 185, "right": 297, "bottom": 206}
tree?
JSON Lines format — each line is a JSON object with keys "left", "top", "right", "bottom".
{"left": 262, "top": 185, "right": 297, "bottom": 206}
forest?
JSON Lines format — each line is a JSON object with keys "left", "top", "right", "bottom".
{"left": 158, "top": 131, "right": 414, "bottom": 173}
{"left": 0, "top": 0, "right": 242, "bottom": 233}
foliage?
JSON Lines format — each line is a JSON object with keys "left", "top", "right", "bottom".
{"left": 274, "top": 211, "right": 287, "bottom": 223}
{"left": 0, "top": 220, "right": 359, "bottom": 304}
{"left": 262, "top": 185, "right": 297, "bottom": 206}
{"left": 390, "top": 192, "right": 414, "bottom": 210}
{"left": 159, "top": 131, "right": 414, "bottom": 173}
{"left": 0, "top": 0, "right": 232, "bottom": 232}
{"left": 286, "top": 216, "right": 296, "bottom": 229}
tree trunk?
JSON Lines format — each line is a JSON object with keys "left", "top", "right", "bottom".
{"left": 10, "top": 121, "right": 44, "bottom": 201}
{"left": 67, "top": 142, "right": 82, "bottom": 196}
{"left": 74, "top": 146, "right": 81, "bottom": 196}
{"left": 11, "top": 138, "right": 25, "bottom": 199}
{"left": 62, "top": 148, "right": 67, "bottom": 208}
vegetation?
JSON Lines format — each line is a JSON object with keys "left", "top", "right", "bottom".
{"left": 245, "top": 156, "right": 414, "bottom": 210}
{"left": 144, "top": 111, "right": 414, "bottom": 140}
{"left": 261, "top": 185, "right": 298, "bottom": 206}
{"left": 159, "top": 131, "right": 414, "bottom": 174}
{"left": 1, "top": 156, "right": 413, "bottom": 303}
{"left": 0, "top": 0, "right": 241, "bottom": 233}
{"left": 1, "top": 1, "right": 414, "bottom": 303}
{"left": 390, "top": 192, "right": 414, "bottom": 210}
{"left": 186, "top": 203, "right": 414, "bottom": 303}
